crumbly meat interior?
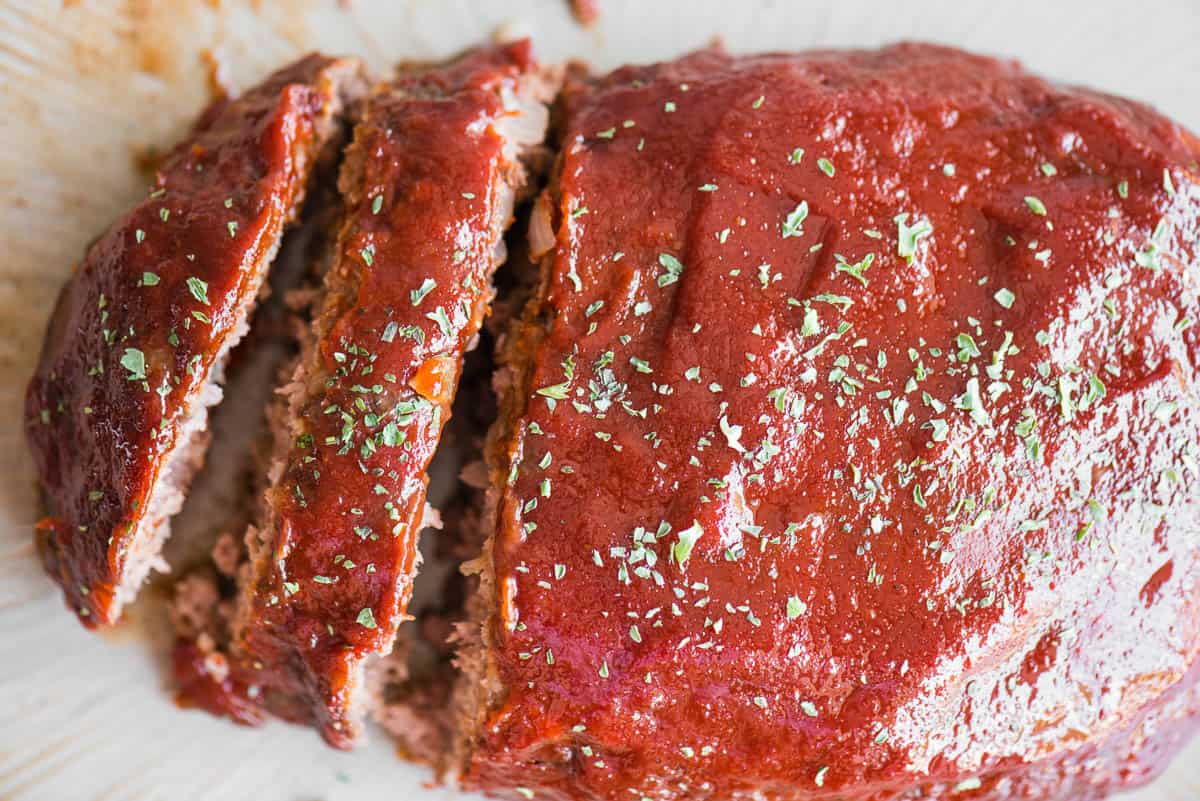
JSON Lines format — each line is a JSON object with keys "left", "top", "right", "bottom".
{"left": 364, "top": 205, "right": 544, "bottom": 764}
{"left": 363, "top": 341, "right": 493, "bottom": 764}
{"left": 444, "top": 166, "right": 564, "bottom": 780}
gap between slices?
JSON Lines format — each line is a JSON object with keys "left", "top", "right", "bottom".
{"left": 362, "top": 185, "right": 548, "bottom": 763}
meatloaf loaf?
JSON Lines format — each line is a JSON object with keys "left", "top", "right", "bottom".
{"left": 453, "top": 44, "right": 1200, "bottom": 801}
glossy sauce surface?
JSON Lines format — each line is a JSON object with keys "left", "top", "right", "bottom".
{"left": 228, "top": 43, "right": 540, "bottom": 747}
{"left": 468, "top": 45, "right": 1200, "bottom": 800}
{"left": 25, "top": 54, "right": 351, "bottom": 625}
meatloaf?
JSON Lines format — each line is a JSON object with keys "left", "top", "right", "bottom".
{"left": 172, "top": 42, "right": 557, "bottom": 749}
{"left": 25, "top": 54, "right": 364, "bottom": 626}
{"left": 24, "top": 38, "right": 1200, "bottom": 801}
{"left": 453, "top": 44, "right": 1200, "bottom": 800}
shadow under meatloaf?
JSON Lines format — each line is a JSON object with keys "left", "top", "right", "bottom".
{"left": 172, "top": 41, "right": 559, "bottom": 749}
{"left": 24, "top": 54, "right": 366, "bottom": 627}
{"left": 452, "top": 45, "right": 1200, "bottom": 801}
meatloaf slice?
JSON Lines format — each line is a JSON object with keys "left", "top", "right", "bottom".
{"left": 226, "top": 41, "right": 557, "bottom": 748}
{"left": 454, "top": 45, "right": 1200, "bottom": 800}
{"left": 25, "top": 54, "right": 366, "bottom": 627}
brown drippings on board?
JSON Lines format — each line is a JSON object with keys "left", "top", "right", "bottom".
{"left": 201, "top": 49, "right": 233, "bottom": 101}
{"left": 570, "top": 0, "right": 599, "bottom": 25}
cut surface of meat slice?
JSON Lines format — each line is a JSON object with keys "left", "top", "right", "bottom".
{"left": 219, "top": 41, "right": 556, "bottom": 748}
{"left": 25, "top": 54, "right": 365, "bottom": 627}
{"left": 454, "top": 45, "right": 1200, "bottom": 800}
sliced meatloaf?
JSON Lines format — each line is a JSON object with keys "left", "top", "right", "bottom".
{"left": 25, "top": 54, "right": 365, "bottom": 626}
{"left": 182, "top": 42, "right": 558, "bottom": 748}
{"left": 453, "top": 44, "right": 1200, "bottom": 800}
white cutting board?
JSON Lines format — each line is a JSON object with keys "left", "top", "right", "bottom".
{"left": 1, "top": 1, "right": 1198, "bottom": 799}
